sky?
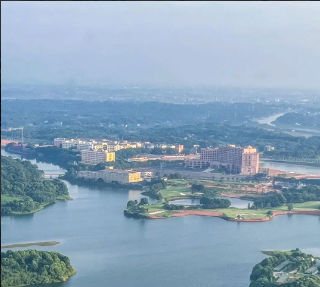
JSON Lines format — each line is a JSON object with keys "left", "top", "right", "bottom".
{"left": 2, "top": 1, "right": 320, "bottom": 89}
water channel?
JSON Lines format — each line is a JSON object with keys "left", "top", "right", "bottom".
{"left": 1, "top": 149, "right": 320, "bottom": 287}
{"left": 256, "top": 112, "right": 286, "bottom": 126}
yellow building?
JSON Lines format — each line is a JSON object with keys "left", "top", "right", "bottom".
{"left": 78, "top": 168, "right": 142, "bottom": 184}
{"left": 106, "top": 152, "right": 115, "bottom": 162}
{"left": 128, "top": 171, "right": 142, "bottom": 183}
{"left": 177, "top": 144, "right": 184, "bottom": 153}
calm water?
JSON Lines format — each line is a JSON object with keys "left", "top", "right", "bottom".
{"left": 2, "top": 149, "right": 320, "bottom": 287}
{"left": 168, "top": 197, "right": 253, "bottom": 209}
{"left": 260, "top": 160, "right": 320, "bottom": 175}
{"left": 256, "top": 113, "right": 286, "bottom": 126}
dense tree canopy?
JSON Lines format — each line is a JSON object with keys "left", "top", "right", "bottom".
{"left": 1, "top": 156, "right": 70, "bottom": 215}
{"left": 251, "top": 186, "right": 320, "bottom": 209}
{"left": 1, "top": 250, "right": 76, "bottom": 287}
{"left": 250, "top": 249, "right": 320, "bottom": 287}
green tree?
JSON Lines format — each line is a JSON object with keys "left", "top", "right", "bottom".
{"left": 139, "top": 198, "right": 149, "bottom": 205}
{"left": 266, "top": 210, "right": 273, "bottom": 217}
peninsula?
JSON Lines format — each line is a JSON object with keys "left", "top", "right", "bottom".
{"left": 1, "top": 156, "right": 72, "bottom": 216}
{"left": 124, "top": 178, "right": 320, "bottom": 222}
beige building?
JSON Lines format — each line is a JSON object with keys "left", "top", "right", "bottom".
{"left": 80, "top": 150, "right": 115, "bottom": 165}
{"left": 185, "top": 144, "right": 260, "bottom": 175}
{"left": 78, "top": 167, "right": 143, "bottom": 184}
{"left": 241, "top": 146, "right": 260, "bottom": 175}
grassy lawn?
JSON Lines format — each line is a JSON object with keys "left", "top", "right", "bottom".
{"left": 1, "top": 195, "right": 22, "bottom": 204}
{"left": 274, "top": 201, "right": 320, "bottom": 211}
{"left": 214, "top": 208, "right": 270, "bottom": 220}
{"left": 159, "top": 185, "right": 192, "bottom": 198}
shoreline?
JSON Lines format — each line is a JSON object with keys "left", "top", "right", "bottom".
{"left": 148, "top": 209, "right": 320, "bottom": 222}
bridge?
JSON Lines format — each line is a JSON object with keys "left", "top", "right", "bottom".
{"left": 42, "top": 174, "right": 63, "bottom": 179}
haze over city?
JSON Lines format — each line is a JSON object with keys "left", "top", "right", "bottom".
{"left": 2, "top": 1, "right": 320, "bottom": 89}
{"left": 1, "top": 2, "right": 320, "bottom": 287}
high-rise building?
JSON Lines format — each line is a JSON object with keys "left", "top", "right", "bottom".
{"left": 185, "top": 144, "right": 260, "bottom": 175}
{"left": 241, "top": 146, "right": 260, "bottom": 175}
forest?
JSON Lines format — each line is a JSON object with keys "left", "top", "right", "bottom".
{"left": 251, "top": 186, "right": 320, "bottom": 209}
{"left": 1, "top": 99, "right": 285, "bottom": 130}
{"left": 1, "top": 156, "right": 71, "bottom": 215}
{"left": 1, "top": 250, "right": 76, "bottom": 287}
{"left": 273, "top": 112, "right": 320, "bottom": 129}
{"left": 249, "top": 249, "right": 320, "bottom": 287}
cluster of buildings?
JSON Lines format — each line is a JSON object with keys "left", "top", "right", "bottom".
{"left": 53, "top": 138, "right": 184, "bottom": 165}
{"left": 273, "top": 258, "right": 320, "bottom": 284}
{"left": 184, "top": 145, "right": 260, "bottom": 175}
{"left": 53, "top": 138, "right": 144, "bottom": 151}
{"left": 54, "top": 138, "right": 184, "bottom": 153}
{"left": 78, "top": 167, "right": 152, "bottom": 184}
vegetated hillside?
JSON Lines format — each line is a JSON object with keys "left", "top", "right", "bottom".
{"left": 125, "top": 123, "right": 320, "bottom": 158}
{"left": 273, "top": 112, "right": 320, "bottom": 129}
{"left": 1, "top": 99, "right": 283, "bottom": 130}
{"left": 1, "top": 156, "right": 70, "bottom": 215}
{"left": 1, "top": 250, "right": 76, "bottom": 287}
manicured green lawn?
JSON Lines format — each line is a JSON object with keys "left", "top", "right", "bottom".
{"left": 1, "top": 195, "right": 22, "bottom": 204}
{"left": 159, "top": 186, "right": 192, "bottom": 198}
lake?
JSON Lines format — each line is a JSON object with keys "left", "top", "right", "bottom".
{"left": 1, "top": 149, "right": 320, "bottom": 287}
{"left": 260, "top": 160, "right": 320, "bottom": 175}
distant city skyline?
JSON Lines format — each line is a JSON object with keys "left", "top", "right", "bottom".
{"left": 2, "top": 2, "right": 320, "bottom": 89}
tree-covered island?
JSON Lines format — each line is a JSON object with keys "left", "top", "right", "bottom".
{"left": 124, "top": 178, "right": 320, "bottom": 221}
{"left": 1, "top": 250, "right": 76, "bottom": 287}
{"left": 1, "top": 156, "right": 72, "bottom": 215}
{"left": 250, "top": 249, "right": 320, "bottom": 287}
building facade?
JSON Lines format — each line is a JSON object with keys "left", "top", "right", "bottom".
{"left": 80, "top": 150, "right": 115, "bottom": 165}
{"left": 185, "top": 145, "right": 260, "bottom": 175}
{"left": 240, "top": 146, "right": 260, "bottom": 175}
{"left": 78, "top": 167, "right": 144, "bottom": 184}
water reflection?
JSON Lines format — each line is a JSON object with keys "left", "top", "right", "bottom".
{"left": 168, "top": 197, "right": 253, "bottom": 209}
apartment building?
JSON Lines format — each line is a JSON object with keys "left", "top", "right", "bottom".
{"left": 54, "top": 138, "right": 92, "bottom": 150}
{"left": 75, "top": 141, "right": 93, "bottom": 150}
{"left": 185, "top": 145, "right": 259, "bottom": 175}
{"left": 80, "top": 150, "right": 115, "bottom": 165}
{"left": 54, "top": 138, "right": 77, "bottom": 149}
{"left": 78, "top": 167, "right": 144, "bottom": 184}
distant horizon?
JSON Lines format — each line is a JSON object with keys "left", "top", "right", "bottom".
{"left": 2, "top": 82, "right": 320, "bottom": 93}
{"left": 2, "top": 2, "right": 320, "bottom": 90}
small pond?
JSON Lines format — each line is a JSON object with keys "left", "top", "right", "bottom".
{"left": 168, "top": 197, "right": 253, "bottom": 209}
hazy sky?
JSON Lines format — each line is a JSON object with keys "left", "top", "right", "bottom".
{"left": 2, "top": 1, "right": 320, "bottom": 89}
